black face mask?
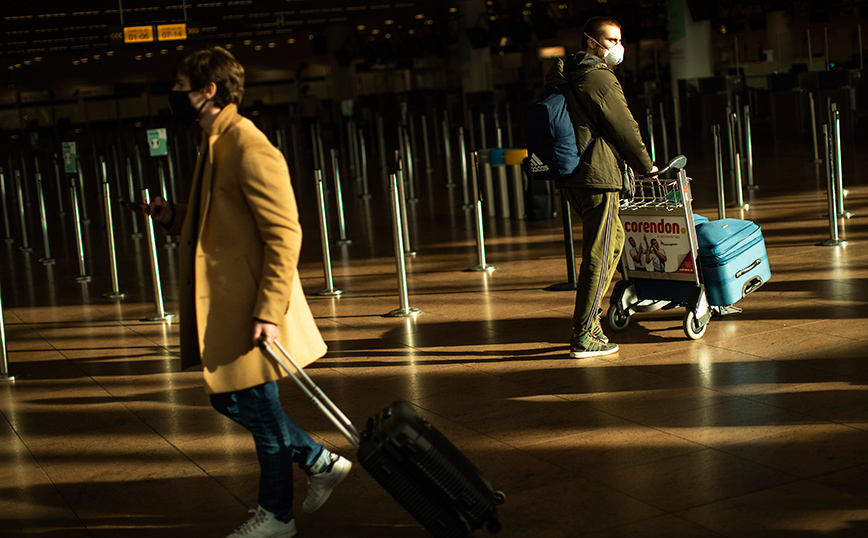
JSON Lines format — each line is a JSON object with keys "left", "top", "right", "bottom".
{"left": 168, "top": 89, "right": 206, "bottom": 126}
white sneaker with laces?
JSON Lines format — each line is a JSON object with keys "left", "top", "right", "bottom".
{"left": 225, "top": 506, "right": 296, "bottom": 538}
{"left": 303, "top": 453, "right": 352, "bottom": 513}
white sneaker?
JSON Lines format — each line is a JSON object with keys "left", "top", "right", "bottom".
{"left": 303, "top": 454, "right": 352, "bottom": 513}
{"left": 225, "top": 506, "right": 297, "bottom": 538}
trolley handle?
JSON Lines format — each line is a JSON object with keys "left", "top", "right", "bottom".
{"left": 258, "top": 337, "right": 362, "bottom": 448}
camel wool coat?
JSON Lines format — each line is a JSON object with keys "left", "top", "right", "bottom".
{"left": 167, "top": 104, "right": 327, "bottom": 394}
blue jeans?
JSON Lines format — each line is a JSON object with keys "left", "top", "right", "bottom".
{"left": 210, "top": 381, "right": 329, "bottom": 518}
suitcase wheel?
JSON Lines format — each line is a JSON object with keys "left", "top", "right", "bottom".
{"left": 493, "top": 490, "right": 506, "bottom": 505}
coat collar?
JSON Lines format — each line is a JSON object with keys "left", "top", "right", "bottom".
{"left": 208, "top": 103, "right": 243, "bottom": 137}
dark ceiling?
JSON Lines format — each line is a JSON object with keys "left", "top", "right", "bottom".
{"left": 1, "top": 0, "right": 862, "bottom": 92}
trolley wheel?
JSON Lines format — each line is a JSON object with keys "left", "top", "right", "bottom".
{"left": 607, "top": 305, "right": 630, "bottom": 332}
{"left": 492, "top": 490, "right": 506, "bottom": 505}
{"left": 683, "top": 310, "right": 707, "bottom": 340}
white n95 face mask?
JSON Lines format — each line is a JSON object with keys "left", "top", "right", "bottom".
{"left": 585, "top": 33, "right": 625, "bottom": 67}
{"left": 603, "top": 43, "right": 625, "bottom": 67}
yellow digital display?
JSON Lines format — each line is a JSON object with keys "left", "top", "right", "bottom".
{"left": 124, "top": 26, "right": 155, "bottom": 44}
{"left": 157, "top": 24, "right": 187, "bottom": 41}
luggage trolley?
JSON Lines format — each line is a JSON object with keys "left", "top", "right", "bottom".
{"left": 607, "top": 155, "right": 713, "bottom": 339}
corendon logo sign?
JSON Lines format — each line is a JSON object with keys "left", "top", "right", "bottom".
{"left": 622, "top": 214, "right": 695, "bottom": 275}
{"left": 622, "top": 218, "right": 687, "bottom": 236}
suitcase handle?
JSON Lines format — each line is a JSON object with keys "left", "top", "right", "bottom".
{"left": 735, "top": 258, "right": 762, "bottom": 279}
{"left": 741, "top": 275, "right": 764, "bottom": 297}
{"left": 258, "top": 338, "right": 362, "bottom": 449}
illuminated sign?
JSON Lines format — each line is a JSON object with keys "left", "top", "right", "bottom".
{"left": 158, "top": 24, "right": 187, "bottom": 41}
{"left": 123, "top": 26, "right": 155, "bottom": 44}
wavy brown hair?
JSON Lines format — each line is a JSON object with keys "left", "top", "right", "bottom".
{"left": 172, "top": 46, "right": 244, "bottom": 108}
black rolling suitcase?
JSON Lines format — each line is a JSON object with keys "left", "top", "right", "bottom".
{"left": 259, "top": 340, "right": 505, "bottom": 537}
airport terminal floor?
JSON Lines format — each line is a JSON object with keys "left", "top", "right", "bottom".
{"left": 2, "top": 139, "right": 868, "bottom": 537}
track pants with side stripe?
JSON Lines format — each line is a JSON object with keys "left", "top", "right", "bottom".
{"left": 560, "top": 187, "right": 624, "bottom": 336}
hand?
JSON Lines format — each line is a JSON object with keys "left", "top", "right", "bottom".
{"left": 253, "top": 320, "right": 279, "bottom": 348}
{"left": 643, "top": 165, "right": 659, "bottom": 178}
{"left": 143, "top": 196, "right": 173, "bottom": 224}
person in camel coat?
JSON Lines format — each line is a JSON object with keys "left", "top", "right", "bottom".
{"left": 144, "top": 46, "right": 350, "bottom": 538}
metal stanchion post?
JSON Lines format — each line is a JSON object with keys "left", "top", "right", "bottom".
{"left": 645, "top": 108, "right": 656, "bottom": 162}
{"left": 744, "top": 104, "right": 756, "bottom": 190}
{"left": 315, "top": 123, "right": 327, "bottom": 185}
{"left": 158, "top": 161, "right": 178, "bottom": 249}
{"left": 731, "top": 113, "right": 746, "bottom": 209}
{"left": 547, "top": 192, "right": 578, "bottom": 291}
{"left": 140, "top": 189, "right": 175, "bottom": 322}
{"left": 821, "top": 125, "right": 846, "bottom": 246}
{"left": 833, "top": 106, "right": 851, "bottom": 219}
{"left": 377, "top": 115, "right": 388, "bottom": 188}
{"left": 659, "top": 101, "right": 669, "bottom": 163}
{"left": 421, "top": 114, "right": 433, "bottom": 175}
{"left": 479, "top": 112, "right": 487, "bottom": 151}
{"left": 395, "top": 155, "right": 415, "bottom": 257}
{"left": 75, "top": 160, "right": 91, "bottom": 224}
{"left": 490, "top": 147, "right": 511, "bottom": 219}
{"left": 809, "top": 92, "right": 822, "bottom": 164}
{"left": 314, "top": 170, "right": 344, "bottom": 296}
{"left": 505, "top": 102, "right": 514, "bottom": 148}
{"left": 69, "top": 176, "right": 92, "bottom": 282}
{"left": 53, "top": 156, "right": 66, "bottom": 215}
{"left": 442, "top": 119, "right": 455, "bottom": 187}
{"left": 457, "top": 128, "right": 471, "bottom": 207}
{"left": 467, "top": 151, "right": 496, "bottom": 273}
{"left": 126, "top": 158, "right": 143, "bottom": 238}
{"left": 713, "top": 125, "right": 726, "bottom": 220}
{"left": 13, "top": 171, "right": 33, "bottom": 252}
{"left": 35, "top": 171, "right": 55, "bottom": 264}
{"left": 505, "top": 149, "right": 527, "bottom": 220}
{"left": 386, "top": 173, "right": 420, "bottom": 318}
{"left": 310, "top": 123, "right": 320, "bottom": 171}
{"left": 101, "top": 166, "right": 125, "bottom": 299}
{"left": 329, "top": 148, "right": 351, "bottom": 245}
{"left": 1, "top": 167, "right": 13, "bottom": 243}
{"left": 408, "top": 115, "right": 419, "bottom": 192}
{"left": 673, "top": 92, "right": 683, "bottom": 157}
{"left": 403, "top": 127, "right": 417, "bottom": 202}
{"left": 1, "top": 283, "right": 14, "bottom": 383}
{"left": 358, "top": 128, "right": 371, "bottom": 199}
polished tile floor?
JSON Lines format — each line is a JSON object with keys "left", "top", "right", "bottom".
{"left": 2, "top": 137, "right": 868, "bottom": 538}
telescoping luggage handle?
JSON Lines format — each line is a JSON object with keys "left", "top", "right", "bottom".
{"left": 258, "top": 338, "right": 362, "bottom": 449}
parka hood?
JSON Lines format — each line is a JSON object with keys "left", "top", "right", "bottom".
{"left": 545, "top": 51, "right": 607, "bottom": 87}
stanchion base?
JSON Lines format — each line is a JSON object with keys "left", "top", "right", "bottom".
{"left": 39, "top": 257, "right": 57, "bottom": 265}
{"left": 83, "top": 219, "right": 91, "bottom": 225}
{"left": 404, "top": 250, "right": 417, "bottom": 257}
{"left": 358, "top": 193, "right": 373, "bottom": 200}
{"left": 746, "top": 185, "right": 760, "bottom": 191}
{"left": 446, "top": 183, "right": 457, "bottom": 189}
{"left": 103, "top": 291, "right": 127, "bottom": 299}
{"left": 820, "top": 239, "right": 848, "bottom": 247}
{"left": 3, "top": 238, "right": 14, "bottom": 244}
{"left": 462, "top": 204, "right": 474, "bottom": 209}
{"left": 315, "top": 288, "right": 344, "bottom": 296}
{"left": 141, "top": 312, "right": 176, "bottom": 322}
{"left": 0, "top": 374, "right": 15, "bottom": 383}
{"left": 18, "top": 246, "right": 33, "bottom": 253}
{"left": 131, "top": 233, "right": 144, "bottom": 239}
{"left": 386, "top": 307, "right": 421, "bottom": 318}
{"left": 839, "top": 211, "right": 853, "bottom": 219}
{"left": 546, "top": 281, "right": 577, "bottom": 291}
{"left": 336, "top": 239, "right": 353, "bottom": 246}
{"left": 466, "top": 264, "right": 497, "bottom": 273}
{"left": 73, "top": 275, "right": 93, "bottom": 283}
{"left": 164, "top": 242, "right": 178, "bottom": 249}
